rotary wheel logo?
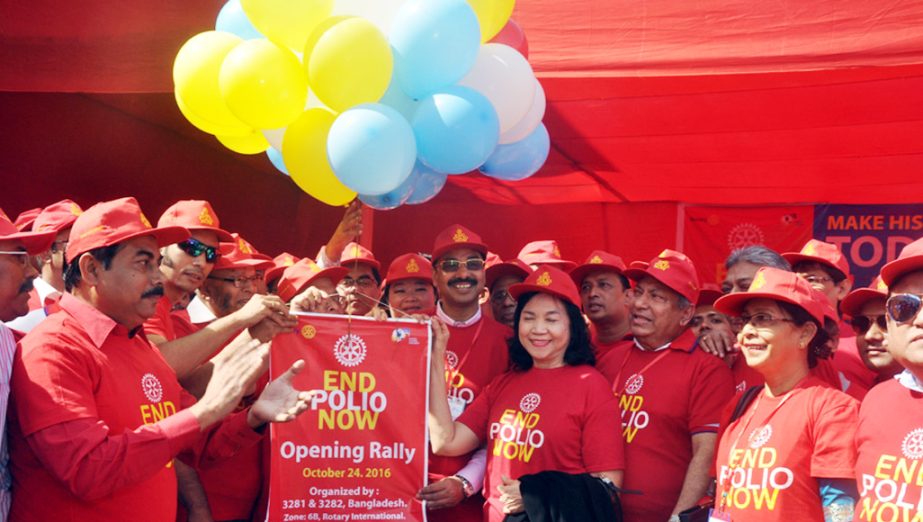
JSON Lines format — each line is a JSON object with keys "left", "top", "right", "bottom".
{"left": 445, "top": 350, "right": 459, "bottom": 370}
{"left": 901, "top": 428, "right": 923, "bottom": 460}
{"left": 519, "top": 393, "right": 541, "bottom": 413}
{"left": 748, "top": 425, "right": 773, "bottom": 449}
{"left": 333, "top": 334, "right": 367, "bottom": 367}
{"left": 141, "top": 373, "right": 163, "bottom": 403}
{"left": 624, "top": 374, "right": 644, "bottom": 395}
{"left": 727, "top": 223, "right": 765, "bottom": 251}
{"left": 301, "top": 325, "right": 316, "bottom": 339}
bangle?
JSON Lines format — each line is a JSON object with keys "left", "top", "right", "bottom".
{"left": 450, "top": 475, "right": 475, "bottom": 498}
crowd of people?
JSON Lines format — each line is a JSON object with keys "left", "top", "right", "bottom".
{"left": 0, "top": 195, "right": 921, "bottom": 522}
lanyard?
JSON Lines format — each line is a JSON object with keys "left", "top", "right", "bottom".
{"left": 445, "top": 319, "right": 485, "bottom": 394}
{"left": 611, "top": 347, "right": 672, "bottom": 396}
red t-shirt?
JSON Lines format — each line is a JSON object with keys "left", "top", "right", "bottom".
{"left": 855, "top": 377, "right": 923, "bottom": 521}
{"left": 833, "top": 331, "right": 877, "bottom": 400}
{"left": 458, "top": 365, "right": 624, "bottom": 522}
{"left": 590, "top": 326, "right": 632, "bottom": 360}
{"left": 730, "top": 354, "right": 765, "bottom": 393}
{"left": 170, "top": 308, "right": 201, "bottom": 339}
{"left": 714, "top": 376, "right": 857, "bottom": 521}
{"left": 143, "top": 295, "right": 177, "bottom": 341}
{"left": 595, "top": 329, "right": 735, "bottom": 521}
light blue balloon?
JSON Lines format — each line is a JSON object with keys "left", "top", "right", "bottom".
{"left": 327, "top": 104, "right": 417, "bottom": 196}
{"left": 479, "top": 123, "right": 550, "bottom": 181}
{"left": 389, "top": 0, "right": 480, "bottom": 99}
{"left": 412, "top": 86, "right": 499, "bottom": 174}
{"left": 405, "top": 162, "right": 447, "bottom": 204}
{"left": 266, "top": 147, "right": 288, "bottom": 175}
{"left": 216, "top": 0, "right": 263, "bottom": 40}
{"left": 359, "top": 181, "right": 413, "bottom": 210}
{"left": 379, "top": 77, "right": 420, "bottom": 121}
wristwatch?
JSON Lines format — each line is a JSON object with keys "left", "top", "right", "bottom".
{"left": 451, "top": 475, "right": 475, "bottom": 498}
{"left": 668, "top": 515, "right": 681, "bottom": 522}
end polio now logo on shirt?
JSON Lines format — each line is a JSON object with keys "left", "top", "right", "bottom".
{"left": 488, "top": 393, "right": 546, "bottom": 463}
{"left": 139, "top": 372, "right": 176, "bottom": 424}
{"left": 718, "top": 424, "right": 796, "bottom": 511}
{"left": 620, "top": 374, "right": 648, "bottom": 443}
{"left": 858, "top": 427, "right": 923, "bottom": 520}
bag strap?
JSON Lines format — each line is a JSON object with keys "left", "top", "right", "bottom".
{"left": 729, "top": 385, "right": 762, "bottom": 423}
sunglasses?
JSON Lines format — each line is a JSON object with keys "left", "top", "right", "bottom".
{"left": 850, "top": 314, "right": 888, "bottom": 334}
{"left": 437, "top": 258, "right": 485, "bottom": 273}
{"left": 886, "top": 293, "right": 923, "bottom": 323}
{"left": 177, "top": 238, "right": 220, "bottom": 263}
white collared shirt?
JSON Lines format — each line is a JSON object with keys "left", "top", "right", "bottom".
{"left": 896, "top": 369, "right": 923, "bottom": 393}
{"left": 435, "top": 302, "right": 481, "bottom": 328}
{"left": 187, "top": 295, "right": 217, "bottom": 325}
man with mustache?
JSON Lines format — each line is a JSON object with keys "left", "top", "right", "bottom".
{"left": 7, "top": 197, "right": 313, "bottom": 522}
{"left": 842, "top": 276, "right": 902, "bottom": 383}
{"left": 570, "top": 250, "right": 632, "bottom": 358}
{"left": 596, "top": 249, "right": 734, "bottom": 522}
{"left": 418, "top": 225, "right": 510, "bottom": 522}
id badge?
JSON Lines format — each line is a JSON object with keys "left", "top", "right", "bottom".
{"left": 708, "top": 508, "right": 732, "bottom": 522}
{"left": 448, "top": 395, "right": 466, "bottom": 420}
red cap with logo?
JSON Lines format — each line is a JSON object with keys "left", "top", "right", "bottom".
{"left": 33, "top": 199, "right": 83, "bottom": 234}
{"left": 66, "top": 197, "right": 189, "bottom": 262}
{"left": 157, "top": 200, "right": 233, "bottom": 242}
{"left": 432, "top": 224, "right": 488, "bottom": 261}
{"left": 714, "top": 266, "right": 827, "bottom": 324}
{"left": 264, "top": 252, "right": 301, "bottom": 286}
{"left": 881, "top": 237, "right": 923, "bottom": 286}
{"left": 841, "top": 276, "right": 888, "bottom": 317}
{"left": 624, "top": 249, "right": 701, "bottom": 303}
{"left": 696, "top": 283, "right": 723, "bottom": 307}
{"left": 0, "top": 208, "right": 56, "bottom": 254}
{"left": 569, "top": 250, "right": 627, "bottom": 285}
{"left": 341, "top": 242, "right": 381, "bottom": 271}
{"left": 509, "top": 265, "right": 581, "bottom": 308}
{"left": 277, "top": 258, "right": 349, "bottom": 302}
{"left": 213, "top": 233, "right": 273, "bottom": 271}
{"left": 782, "top": 239, "right": 851, "bottom": 278}
{"left": 384, "top": 253, "right": 433, "bottom": 286}
{"left": 486, "top": 258, "right": 531, "bottom": 289}
{"left": 14, "top": 208, "right": 41, "bottom": 231}
{"left": 517, "top": 240, "right": 576, "bottom": 272}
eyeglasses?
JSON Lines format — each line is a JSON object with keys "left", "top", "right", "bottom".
{"left": 490, "top": 290, "right": 514, "bottom": 304}
{"left": 0, "top": 250, "right": 38, "bottom": 271}
{"left": 177, "top": 238, "right": 220, "bottom": 263}
{"left": 207, "top": 274, "right": 260, "bottom": 288}
{"left": 50, "top": 241, "right": 68, "bottom": 254}
{"left": 886, "top": 294, "right": 923, "bottom": 323}
{"left": 437, "top": 258, "right": 485, "bottom": 273}
{"left": 739, "top": 313, "right": 795, "bottom": 329}
{"left": 800, "top": 274, "right": 834, "bottom": 286}
{"left": 850, "top": 314, "right": 888, "bottom": 334}
{"left": 339, "top": 276, "right": 377, "bottom": 289}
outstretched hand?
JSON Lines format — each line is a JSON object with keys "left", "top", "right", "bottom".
{"left": 248, "top": 360, "right": 314, "bottom": 428}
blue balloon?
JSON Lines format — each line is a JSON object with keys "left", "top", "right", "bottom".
{"left": 327, "top": 104, "right": 417, "bottom": 196}
{"left": 389, "top": 0, "right": 480, "bottom": 99}
{"left": 412, "top": 86, "right": 499, "bottom": 174}
{"left": 266, "top": 147, "right": 288, "bottom": 175}
{"left": 379, "top": 77, "right": 420, "bottom": 121}
{"left": 359, "top": 181, "right": 413, "bottom": 210}
{"left": 216, "top": 0, "right": 263, "bottom": 40}
{"left": 479, "top": 123, "right": 550, "bottom": 181}
{"left": 405, "top": 162, "right": 447, "bottom": 204}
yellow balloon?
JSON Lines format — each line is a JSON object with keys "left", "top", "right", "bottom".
{"left": 283, "top": 108, "right": 357, "bottom": 206}
{"left": 173, "top": 31, "right": 252, "bottom": 137}
{"left": 219, "top": 39, "right": 308, "bottom": 130}
{"left": 216, "top": 130, "right": 270, "bottom": 154}
{"left": 467, "top": 0, "right": 515, "bottom": 41}
{"left": 240, "top": 0, "right": 333, "bottom": 51}
{"left": 306, "top": 17, "right": 393, "bottom": 112}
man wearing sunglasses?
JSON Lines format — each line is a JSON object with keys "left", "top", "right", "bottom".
{"left": 420, "top": 225, "right": 511, "bottom": 522}
{"left": 855, "top": 237, "right": 923, "bottom": 520}
{"left": 842, "top": 277, "right": 902, "bottom": 384}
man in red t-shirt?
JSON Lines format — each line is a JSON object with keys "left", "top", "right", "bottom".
{"left": 485, "top": 257, "right": 530, "bottom": 328}
{"left": 570, "top": 250, "right": 631, "bottom": 359}
{"left": 418, "top": 224, "right": 511, "bottom": 522}
{"left": 596, "top": 249, "right": 734, "bottom": 521}
{"left": 8, "top": 197, "right": 313, "bottom": 522}
{"left": 855, "top": 238, "right": 923, "bottom": 521}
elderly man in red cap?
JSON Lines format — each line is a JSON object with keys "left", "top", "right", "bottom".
{"left": 7, "top": 197, "right": 313, "bottom": 522}
{"left": 277, "top": 258, "right": 348, "bottom": 312}
{"left": 418, "top": 225, "right": 511, "bottom": 522}
{"left": 335, "top": 242, "right": 384, "bottom": 316}
{"left": 571, "top": 250, "right": 632, "bottom": 358}
{"left": 855, "top": 238, "right": 923, "bottom": 519}
{"left": 485, "top": 257, "right": 530, "bottom": 328}
{"left": 596, "top": 249, "right": 734, "bottom": 522}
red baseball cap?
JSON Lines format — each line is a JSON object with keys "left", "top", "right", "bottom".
{"left": 714, "top": 266, "right": 827, "bottom": 324}
{"left": 569, "top": 250, "right": 627, "bottom": 285}
{"left": 157, "top": 200, "right": 233, "bottom": 242}
{"left": 213, "top": 233, "right": 274, "bottom": 271}
{"left": 66, "top": 197, "right": 189, "bottom": 262}
{"left": 509, "top": 265, "right": 581, "bottom": 308}
{"left": 782, "top": 239, "right": 851, "bottom": 278}
{"left": 696, "top": 283, "right": 723, "bottom": 307}
{"left": 881, "top": 237, "right": 923, "bottom": 286}
{"left": 14, "top": 208, "right": 41, "bottom": 231}
{"left": 432, "top": 224, "right": 488, "bottom": 261}
{"left": 0, "top": 208, "right": 56, "bottom": 254}
{"left": 33, "top": 199, "right": 83, "bottom": 234}
{"left": 384, "top": 253, "right": 433, "bottom": 286}
{"left": 264, "top": 252, "right": 300, "bottom": 285}
{"left": 624, "top": 249, "right": 701, "bottom": 303}
{"left": 486, "top": 258, "right": 531, "bottom": 289}
{"left": 341, "top": 242, "right": 381, "bottom": 271}
{"left": 277, "top": 258, "right": 349, "bottom": 302}
{"left": 841, "top": 276, "right": 888, "bottom": 317}
{"left": 517, "top": 240, "right": 576, "bottom": 272}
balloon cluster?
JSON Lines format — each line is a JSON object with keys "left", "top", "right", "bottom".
{"left": 173, "top": 0, "right": 547, "bottom": 209}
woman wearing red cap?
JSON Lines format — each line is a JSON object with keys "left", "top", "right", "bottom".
{"left": 426, "top": 266, "right": 624, "bottom": 521}
{"left": 382, "top": 253, "right": 436, "bottom": 317}
{"left": 710, "top": 266, "right": 859, "bottom": 522}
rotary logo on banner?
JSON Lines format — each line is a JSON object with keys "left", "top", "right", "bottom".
{"left": 269, "top": 314, "right": 431, "bottom": 522}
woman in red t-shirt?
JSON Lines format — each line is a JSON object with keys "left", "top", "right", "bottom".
{"left": 710, "top": 267, "right": 859, "bottom": 522}
{"left": 426, "top": 266, "right": 625, "bottom": 522}
{"left": 381, "top": 253, "right": 436, "bottom": 317}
